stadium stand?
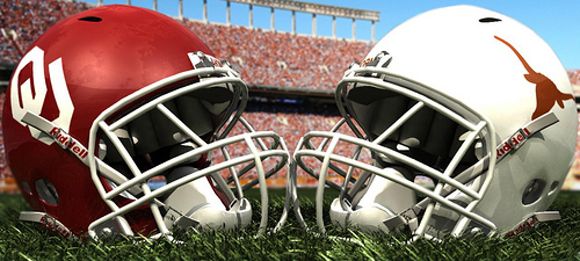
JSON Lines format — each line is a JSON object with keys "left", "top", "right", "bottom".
{"left": 0, "top": 0, "right": 373, "bottom": 189}
{"left": 569, "top": 70, "right": 580, "bottom": 85}
{"left": 1, "top": 1, "right": 580, "bottom": 191}
{"left": 0, "top": 0, "right": 371, "bottom": 90}
{"left": 568, "top": 70, "right": 580, "bottom": 97}
{"left": 0, "top": 0, "right": 91, "bottom": 64}
{"left": 185, "top": 20, "right": 371, "bottom": 90}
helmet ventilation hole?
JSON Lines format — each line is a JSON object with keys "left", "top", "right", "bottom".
{"left": 479, "top": 17, "right": 502, "bottom": 23}
{"left": 35, "top": 179, "right": 59, "bottom": 206}
{"left": 521, "top": 179, "right": 546, "bottom": 205}
{"left": 78, "top": 16, "right": 102, "bottom": 22}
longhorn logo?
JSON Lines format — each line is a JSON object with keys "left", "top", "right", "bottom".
{"left": 10, "top": 46, "right": 75, "bottom": 145}
{"left": 494, "top": 36, "right": 573, "bottom": 120}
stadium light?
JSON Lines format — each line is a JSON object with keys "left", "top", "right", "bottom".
{"left": 312, "top": 13, "right": 317, "bottom": 36}
{"left": 332, "top": 16, "right": 336, "bottom": 39}
{"left": 270, "top": 7, "right": 275, "bottom": 31}
{"left": 203, "top": 0, "right": 209, "bottom": 23}
{"left": 178, "top": 0, "right": 184, "bottom": 20}
{"left": 249, "top": 4, "right": 253, "bottom": 29}
{"left": 226, "top": 1, "right": 231, "bottom": 25}
{"left": 351, "top": 18, "right": 356, "bottom": 40}
{"left": 292, "top": 10, "right": 296, "bottom": 35}
{"left": 226, "top": 0, "right": 379, "bottom": 42}
{"left": 371, "top": 21, "right": 376, "bottom": 42}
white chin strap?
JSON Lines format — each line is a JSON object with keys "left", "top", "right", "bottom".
{"left": 329, "top": 168, "right": 417, "bottom": 232}
{"left": 163, "top": 176, "right": 252, "bottom": 231}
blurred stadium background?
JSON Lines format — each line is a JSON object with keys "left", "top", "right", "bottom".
{"left": 0, "top": 0, "right": 579, "bottom": 194}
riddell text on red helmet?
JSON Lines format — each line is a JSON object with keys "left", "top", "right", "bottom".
{"left": 49, "top": 127, "right": 88, "bottom": 159}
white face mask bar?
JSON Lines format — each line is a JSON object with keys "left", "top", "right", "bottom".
{"left": 279, "top": 118, "right": 364, "bottom": 233}
{"left": 293, "top": 52, "right": 501, "bottom": 240}
{"left": 81, "top": 55, "right": 289, "bottom": 239}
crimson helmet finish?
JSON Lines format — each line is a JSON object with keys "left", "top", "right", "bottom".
{"left": 4, "top": 5, "right": 288, "bottom": 238}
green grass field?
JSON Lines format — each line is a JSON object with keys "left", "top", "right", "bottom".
{"left": 0, "top": 189, "right": 579, "bottom": 260}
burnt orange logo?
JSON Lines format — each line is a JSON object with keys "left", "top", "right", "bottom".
{"left": 495, "top": 35, "right": 573, "bottom": 120}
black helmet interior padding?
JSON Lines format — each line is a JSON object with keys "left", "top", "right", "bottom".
{"left": 346, "top": 86, "right": 478, "bottom": 176}
{"left": 100, "top": 87, "right": 233, "bottom": 167}
{"left": 128, "top": 87, "right": 233, "bottom": 155}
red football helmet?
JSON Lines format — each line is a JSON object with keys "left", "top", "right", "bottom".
{"left": 3, "top": 5, "right": 288, "bottom": 238}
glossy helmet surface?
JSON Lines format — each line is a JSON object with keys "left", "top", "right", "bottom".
{"left": 293, "top": 5, "right": 576, "bottom": 240}
{"left": 4, "top": 5, "right": 288, "bottom": 238}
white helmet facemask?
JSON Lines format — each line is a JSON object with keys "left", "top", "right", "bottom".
{"left": 86, "top": 53, "right": 291, "bottom": 238}
{"left": 20, "top": 52, "right": 290, "bottom": 239}
{"left": 97, "top": 84, "right": 253, "bottom": 232}
{"left": 293, "top": 50, "right": 561, "bottom": 241}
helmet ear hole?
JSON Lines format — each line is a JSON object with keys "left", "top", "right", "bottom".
{"left": 521, "top": 179, "right": 546, "bottom": 205}
{"left": 20, "top": 181, "right": 32, "bottom": 195}
{"left": 35, "top": 179, "right": 59, "bottom": 206}
{"left": 548, "top": 181, "right": 560, "bottom": 196}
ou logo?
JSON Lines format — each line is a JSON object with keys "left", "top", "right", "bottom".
{"left": 10, "top": 46, "right": 74, "bottom": 145}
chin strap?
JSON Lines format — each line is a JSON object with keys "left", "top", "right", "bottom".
{"left": 382, "top": 206, "right": 422, "bottom": 232}
{"left": 21, "top": 111, "right": 90, "bottom": 165}
{"left": 19, "top": 211, "right": 74, "bottom": 238}
{"left": 379, "top": 112, "right": 560, "bottom": 234}
{"left": 504, "top": 211, "right": 561, "bottom": 237}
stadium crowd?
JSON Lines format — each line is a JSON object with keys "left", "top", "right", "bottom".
{"left": 0, "top": 0, "right": 91, "bottom": 64}
{"left": 568, "top": 70, "right": 580, "bottom": 97}
{"left": 185, "top": 20, "right": 371, "bottom": 90}
{"left": 569, "top": 70, "right": 580, "bottom": 85}
{"left": 0, "top": 0, "right": 579, "bottom": 191}
{"left": 0, "top": 0, "right": 372, "bottom": 188}
{"left": 1, "top": 0, "right": 371, "bottom": 90}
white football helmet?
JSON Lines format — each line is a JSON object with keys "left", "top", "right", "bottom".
{"left": 292, "top": 5, "right": 577, "bottom": 240}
